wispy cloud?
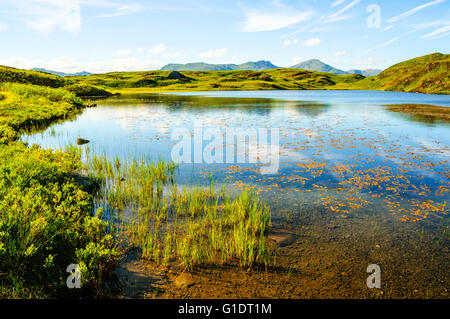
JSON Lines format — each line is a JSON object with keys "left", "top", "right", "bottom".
{"left": 0, "top": 56, "right": 163, "bottom": 73}
{"left": 381, "top": 25, "right": 394, "bottom": 32}
{"left": 95, "top": 3, "right": 143, "bottom": 18}
{"left": 240, "top": 2, "right": 313, "bottom": 32}
{"left": 199, "top": 48, "right": 227, "bottom": 59}
{"left": 0, "top": 23, "right": 7, "bottom": 32}
{"left": 422, "top": 24, "right": 450, "bottom": 38}
{"left": 283, "top": 39, "right": 299, "bottom": 46}
{"left": 325, "top": 0, "right": 360, "bottom": 22}
{"left": 148, "top": 43, "right": 167, "bottom": 54}
{"left": 364, "top": 28, "right": 421, "bottom": 53}
{"left": 21, "top": 0, "right": 82, "bottom": 36}
{"left": 331, "top": 0, "right": 346, "bottom": 8}
{"left": 388, "top": 0, "right": 447, "bottom": 23}
{"left": 302, "top": 38, "right": 321, "bottom": 47}
{"left": 334, "top": 51, "right": 347, "bottom": 56}
{"left": 115, "top": 48, "right": 132, "bottom": 56}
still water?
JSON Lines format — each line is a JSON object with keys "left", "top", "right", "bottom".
{"left": 22, "top": 90, "right": 449, "bottom": 297}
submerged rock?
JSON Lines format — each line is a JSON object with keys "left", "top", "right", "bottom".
{"left": 268, "top": 232, "right": 297, "bottom": 247}
{"left": 174, "top": 273, "right": 195, "bottom": 288}
{"left": 76, "top": 138, "right": 90, "bottom": 145}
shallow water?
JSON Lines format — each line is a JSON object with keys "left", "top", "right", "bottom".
{"left": 22, "top": 90, "right": 450, "bottom": 297}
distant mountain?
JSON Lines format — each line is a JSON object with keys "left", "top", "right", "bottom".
{"left": 347, "top": 69, "right": 382, "bottom": 77}
{"left": 289, "top": 59, "right": 347, "bottom": 75}
{"left": 32, "top": 68, "right": 92, "bottom": 77}
{"left": 160, "top": 60, "right": 280, "bottom": 71}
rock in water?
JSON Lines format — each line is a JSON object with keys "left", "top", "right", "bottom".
{"left": 268, "top": 232, "right": 296, "bottom": 247}
{"left": 174, "top": 273, "right": 195, "bottom": 288}
{"left": 76, "top": 138, "right": 90, "bottom": 145}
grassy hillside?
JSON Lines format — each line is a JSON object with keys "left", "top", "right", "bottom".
{"left": 335, "top": 53, "right": 449, "bottom": 94}
{"left": 0, "top": 83, "right": 83, "bottom": 143}
{"left": 0, "top": 65, "right": 67, "bottom": 88}
{"left": 69, "top": 53, "right": 448, "bottom": 95}
{"left": 71, "top": 68, "right": 365, "bottom": 93}
{"left": 375, "top": 53, "right": 449, "bottom": 94}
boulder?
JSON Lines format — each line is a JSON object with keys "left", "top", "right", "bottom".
{"left": 76, "top": 138, "right": 90, "bottom": 145}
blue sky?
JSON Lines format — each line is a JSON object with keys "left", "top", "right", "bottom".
{"left": 0, "top": 0, "right": 449, "bottom": 73}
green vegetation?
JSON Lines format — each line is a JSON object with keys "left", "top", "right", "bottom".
{"left": 334, "top": 53, "right": 450, "bottom": 94}
{"left": 383, "top": 104, "right": 450, "bottom": 123}
{"left": 0, "top": 80, "right": 121, "bottom": 297}
{"left": 64, "top": 83, "right": 113, "bottom": 97}
{"left": 71, "top": 68, "right": 365, "bottom": 93}
{"left": 0, "top": 82, "right": 83, "bottom": 144}
{"left": 0, "top": 65, "right": 67, "bottom": 88}
{"left": 87, "top": 155, "right": 271, "bottom": 270}
{"left": 71, "top": 53, "right": 449, "bottom": 95}
{"left": 0, "top": 66, "right": 272, "bottom": 298}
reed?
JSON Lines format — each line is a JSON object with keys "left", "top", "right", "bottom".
{"left": 85, "top": 154, "right": 272, "bottom": 270}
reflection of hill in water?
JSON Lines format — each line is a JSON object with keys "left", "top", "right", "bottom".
{"left": 93, "top": 93, "right": 331, "bottom": 118}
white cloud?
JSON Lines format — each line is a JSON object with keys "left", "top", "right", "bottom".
{"left": 381, "top": 25, "right": 394, "bottom": 32}
{"left": 283, "top": 39, "right": 298, "bottom": 46}
{"left": 148, "top": 43, "right": 167, "bottom": 54}
{"left": 301, "top": 38, "right": 321, "bottom": 47}
{"left": 0, "top": 56, "right": 163, "bottom": 73}
{"left": 21, "top": 0, "right": 82, "bottom": 36}
{"left": 388, "top": 0, "right": 446, "bottom": 23}
{"left": 334, "top": 51, "right": 347, "bottom": 56}
{"left": 422, "top": 24, "right": 450, "bottom": 38}
{"left": 96, "top": 4, "right": 143, "bottom": 18}
{"left": 115, "top": 49, "right": 132, "bottom": 56}
{"left": 136, "top": 48, "right": 146, "bottom": 53}
{"left": 0, "top": 23, "right": 8, "bottom": 32}
{"left": 199, "top": 48, "right": 227, "bottom": 59}
{"left": 241, "top": 8, "right": 313, "bottom": 32}
{"left": 331, "top": 0, "right": 346, "bottom": 8}
{"left": 355, "top": 57, "right": 385, "bottom": 67}
{"left": 163, "top": 52, "right": 183, "bottom": 59}
{"left": 325, "top": 0, "right": 360, "bottom": 22}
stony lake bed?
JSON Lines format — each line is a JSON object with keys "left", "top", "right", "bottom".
{"left": 22, "top": 90, "right": 449, "bottom": 298}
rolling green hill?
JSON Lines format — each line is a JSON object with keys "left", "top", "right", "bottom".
{"left": 0, "top": 65, "right": 68, "bottom": 88}
{"left": 374, "top": 53, "right": 449, "bottom": 94}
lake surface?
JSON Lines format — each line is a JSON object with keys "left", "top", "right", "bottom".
{"left": 22, "top": 90, "right": 449, "bottom": 297}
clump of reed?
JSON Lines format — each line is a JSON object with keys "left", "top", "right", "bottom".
{"left": 85, "top": 153, "right": 272, "bottom": 271}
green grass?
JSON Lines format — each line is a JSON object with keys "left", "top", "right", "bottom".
{"left": 0, "top": 82, "right": 84, "bottom": 144}
{"left": 87, "top": 154, "right": 272, "bottom": 271}
{"left": 0, "top": 83, "right": 121, "bottom": 298}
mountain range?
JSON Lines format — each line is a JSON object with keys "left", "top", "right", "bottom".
{"left": 160, "top": 60, "right": 279, "bottom": 72}
{"left": 31, "top": 68, "right": 92, "bottom": 77}
{"left": 160, "top": 59, "right": 382, "bottom": 76}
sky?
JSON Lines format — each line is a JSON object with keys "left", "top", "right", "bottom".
{"left": 0, "top": 0, "right": 449, "bottom": 73}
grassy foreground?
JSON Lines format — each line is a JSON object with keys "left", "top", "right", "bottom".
{"left": 0, "top": 83, "right": 122, "bottom": 298}
{"left": 0, "top": 74, "right": 271, "bottom": 298}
